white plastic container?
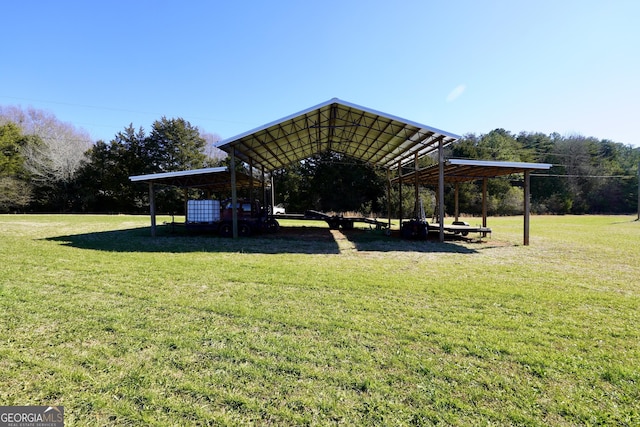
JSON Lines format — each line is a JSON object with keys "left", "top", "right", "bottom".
{"left": 187, "top": 200, "right": 221, "bottom": 223}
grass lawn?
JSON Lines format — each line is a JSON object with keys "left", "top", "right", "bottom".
{"left": 0, "top": 214, "right": 638, "bottom": 425}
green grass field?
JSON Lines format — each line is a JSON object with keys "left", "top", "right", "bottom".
{"left": 0, "top": 214, "right": 638, "bottom": 426}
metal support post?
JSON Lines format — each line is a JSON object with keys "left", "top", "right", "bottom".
{"left": 149, "top": 182, "right": 156, "bottom": 237}
{"left": 261, "top": 166, "right": 266, "bottom": 208}
{"left": 482, "top": 178, "right": 488, "bottom": 237}
{"left": 414, "top": 152, "right": 419, "bottom": 218}
{"left": 386, "top": 168, "right": 391, "bottom": 229}
{"left": 438, "top": 138, "right": 445, "bottom": 242}
{"left": 524, "top": 170, "right": 531, "bottom": 245}
{"left": 230, "top": 149, "right": 238, "bottom": 239}
{"left": 183, "top": 187, "right": 188, "bottom": 221}
{"left": 454, "top": 183, "right": 459, "bottom": 222}
{"left": 248, "top": 158, "right": 254, "bottom": 206}
{"left": 271, "top": 175, "right": 276, "bottom": 214}
{"left": 398, "top": 160, "right": 403, "bottom": 226}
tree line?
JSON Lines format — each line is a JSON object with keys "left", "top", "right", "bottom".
{"left": 271, "top": 129, "right": 640, "bottom": 217}
{"left": 1, "top": 106, "right": 638, "bottom": 216}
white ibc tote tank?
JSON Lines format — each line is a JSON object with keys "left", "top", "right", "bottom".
{"left": 187, "top": 200, "right": 221, "bottom": 223}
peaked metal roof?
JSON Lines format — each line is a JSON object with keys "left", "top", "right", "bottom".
{"left": 394, "top": 159, "right": 553, "bottom": 184}
{"left": 215, "top": 98, "right": 460, "bottom": 172}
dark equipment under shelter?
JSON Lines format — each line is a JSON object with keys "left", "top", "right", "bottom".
{"left": 130, "top": 99, "right": 552, "bottom": 245}
{"left": 129, "top": 166, "right": 264, "bottom": 237}
{"left": 214, "top": 98, "right": 458, "bottom": 241}
{"left": 394, "top": 159, "right": 552, "bottom": 245}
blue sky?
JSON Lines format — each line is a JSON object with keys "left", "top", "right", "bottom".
{"left": 2, "top": 1, "right": 638, "bottom": 146}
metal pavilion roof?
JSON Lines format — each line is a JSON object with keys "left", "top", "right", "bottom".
{"left": 215, "top": 98, "right": 460, "bottom": 172}
{"left": 393, "top": 159, "right": 553, "bottom": 184}
{"left": 129, "top": 167, "right": 259, "bottom": 191}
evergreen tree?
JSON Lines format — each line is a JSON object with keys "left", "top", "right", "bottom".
{"left": 77, "top": 119, "right": 208, "bottom": 213}
{"left": 0, "top": 122, "right": 33, "bottom": 212}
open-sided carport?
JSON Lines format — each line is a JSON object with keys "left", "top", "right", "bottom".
{"left": 394, "top": 159, "right": 552, "bottom": 245}
{"left": 215, "top": 98, "right": 459, "bottom": 241}
{"left": 129, "top": 166, "right": 262, "bottom": 237}
{"left": 131, "top": 99, "right": 552, "bottom": 245}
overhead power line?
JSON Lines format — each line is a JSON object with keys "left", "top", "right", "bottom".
{"left": 0, "top": 95, "right": 254, "bottom": 126}
{"left": 531, "top": 174, "right": 636, "bottom": 179}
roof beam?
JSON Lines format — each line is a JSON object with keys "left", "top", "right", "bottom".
{"left": 361, "top": 117, "right": 394, "bottom": 164}
{"left": 215, "top": 98, "right": 460, "bottom": 173}
{"left": 235, "top": 135, "right": 280, "bottom": 171}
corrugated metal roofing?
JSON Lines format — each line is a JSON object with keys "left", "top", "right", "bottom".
{"left": 129, "top": 167, "right": 227, "bottom": 182}
{"left": 129, "top": 167, "right": 258, "bottom": 191}
{"left": 215, "top": 98, "right": 460, "bottom": 171}
{"left": 394, "top": 159, "right": 553, "bottom": 184}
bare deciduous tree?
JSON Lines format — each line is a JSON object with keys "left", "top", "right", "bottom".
{"left": 200, "top": 130, "right": 227, "bottom": 165}
{"left": 0, "top": 106, "right": 92, "bottom": 184}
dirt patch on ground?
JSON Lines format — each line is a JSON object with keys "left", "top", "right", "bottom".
{"left": 266, "top": 225, "right": 489, "bottom": 243}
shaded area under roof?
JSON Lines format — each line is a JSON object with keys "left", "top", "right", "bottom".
{"left": 394, "top": 159, "right": 553, "bottom": 184}
{"left": 215, "top": 98, "right": 460, "bottom": 172}
{"left": 129, "top": 167, "right": 259, "bottom": 191}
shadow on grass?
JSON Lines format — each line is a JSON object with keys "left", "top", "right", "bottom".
{"left": 612, "top": 218, "right": 640, "bottom": 224}
{"left": 342, "top": 229, "right": 480, "bottom": 254}
{"left": 46, "top": 224, "right": 482, "bottom": 254}
{"left": 46, "top": 224, "right": 341, "bottom": 254}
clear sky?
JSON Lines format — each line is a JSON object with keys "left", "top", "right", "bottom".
{"left": 2, "top": 1, "right": 638, "bottom": 146}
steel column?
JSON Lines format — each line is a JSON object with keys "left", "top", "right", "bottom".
{"left": 414, "top": 152, "right": 419, "bottom": 218}
{"left": 524, "top": 170, "right": 531, "bottom": 245}
{"left": 261, "top": 166, "right": 266, "bottom": 208}
{"left": 454, "top": 183, "right": 459, "bottom": 222}
{"left": 149, "top": 182, "right": 156, "bottom": 237}
{"left": 248, "top": 158, "right": 254, "bottom": 206}
{"left": 230, "top": 149, "right": 238, "bottom": 239}
{"left": 386, "top": 168, "right": 391, "bottom": 229}
{"left": 482, "top": 178, "right": 488, "bottom": 237}
{"left": 398, "top": 160, "right": 403, "bottom": 226}
{"left": 271, "top": 175, "right": 276, "bottom": 214}
{"left": 438, "top": 139, "right": 445, "bottom": 243}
